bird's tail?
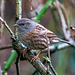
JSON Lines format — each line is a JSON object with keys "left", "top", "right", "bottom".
{"left": 53, "top": 37, "right": 73, "bottom": 46}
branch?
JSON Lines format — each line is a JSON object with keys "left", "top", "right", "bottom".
{"left": 43, "top": 57, "right": 58, "bottom": 75}
{"left": 54, "top": 0, "right": 68, "bottom": 39}
{"left": 15, "top": 0, "right": 22, "bottom": 75}
{"left": 16, "top": 0, "right": 22, "bottom": 19}
{"left": 0, "top": 44, "right": 12, "bottom": 51}
{"left": 0, "top": 17, "right": 15, "bottom": 39}
{"left": 0, "top": 0, "right": 5, "bottom": 39}
{"left": 58, "top": 1, "right": 69, "bottom": 26}
{"left": 12, "top": 40, "right": 53, "bottom": 75}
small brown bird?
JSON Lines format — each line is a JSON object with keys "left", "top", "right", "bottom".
{"left": 14, "top": 18, "right": 72, "bottom": 61}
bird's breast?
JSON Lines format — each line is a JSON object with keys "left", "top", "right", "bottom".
{"left": 18, "top": 31, "right": 49, "bottom": 50}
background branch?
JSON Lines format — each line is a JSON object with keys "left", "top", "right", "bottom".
{"left": 0, "top": 44, "right": 12, "bottom": 51}
{"left": 54, "top": 0, "right": 75, "bottom": 46}
{"left": 0, "top": 0, "right": 5, "bottom": 42}
{"left": 54, "top": 0, "right": 68, "bottom": 39}
{"left": 0, "top": 17, "right": 15, "bottom": 38}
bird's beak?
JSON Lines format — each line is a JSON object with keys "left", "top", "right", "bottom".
{"left": 13, "top": 24, "right": 19, "bottom": 27}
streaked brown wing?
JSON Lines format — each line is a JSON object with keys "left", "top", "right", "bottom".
{"left": 30, "top": 29, "right": 48, "bottom": 50}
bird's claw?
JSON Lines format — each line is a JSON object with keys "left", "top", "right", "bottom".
{"left": 21, "top": 48, "right": 28, "bottom": 57}
{"left": 30, "top": 55, "right": 40, "bottom": 62}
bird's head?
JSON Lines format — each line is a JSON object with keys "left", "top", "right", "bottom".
{"left": 13, "top": 18, "right": 34, "bottom": 33}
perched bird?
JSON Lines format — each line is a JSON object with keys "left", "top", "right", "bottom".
{"left": 13, "top": 18, "right": 72, "bottom": 61}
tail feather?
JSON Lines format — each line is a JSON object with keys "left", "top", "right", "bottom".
{"left": 53, "top": 37, "right": 73, "bottom": 46}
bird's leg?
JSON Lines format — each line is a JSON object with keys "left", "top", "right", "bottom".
{"left": 30, "top": 50, "right": 41, "bottom": 62}
{"left": 21, "top": 48, "right": 31, "bottom": 57}
{"left": 15, "top": 54, "right": 20, "bottom": 75}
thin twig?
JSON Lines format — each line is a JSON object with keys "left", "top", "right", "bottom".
{"left": 0, "top": 0, "right": 5, "bottom": 39}
{"left": 49, "top": 61, "right": 58, "bottom": 75}
{"left": 15, "top": 55, "right": 20, "bottom": 75}
{"left": 58, "top": 2, "right": 69, "bottom": 26}
{"left": 43, "top": 57, "right": 58, "bottom": 75}
{"left": 15, "top": 0, "right": 22, "bottom": 75}
{"left": 0, "top": 17, "right": 15, "bottom": 39}
{"left": 45, "top": 33, "right": 52, "bottom": 74}
{"left": 0, "top": 44, "right": 12, "bottom": 51}
{"left": 54, "top": 0, "right": 68, "bottom": 39}
{"left": 16, "top": 0, "right": 22, "bottom": 19}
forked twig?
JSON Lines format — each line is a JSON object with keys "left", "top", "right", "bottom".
{"left": 0, "top": 17, "right": 15, "bottom": 39}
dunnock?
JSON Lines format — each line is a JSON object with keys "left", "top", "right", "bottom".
{"left": 14, "top": 18, "right": 72, "bottom": 61}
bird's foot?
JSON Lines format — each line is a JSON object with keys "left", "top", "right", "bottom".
{"left": 21, "top": 48, "right": 31, "bottom": 57}
{"left": 30, "top": 55, "right": 40, "bottom": 62}
{"left": 30, "top": 51, "right": 41, "bottom": 62}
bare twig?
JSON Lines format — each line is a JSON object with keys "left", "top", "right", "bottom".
{"left": 16, "top": 0, "right": 22, "bottom": 19}
{"left": 0, "top": 0, "right": 5, "bottom": 40}
{"left": 0, "top": 44, "right": 12, "bottom": 51}
{"left": 45, "top": 33, "right": 52, "bottom": 74}
{"left": 0, "top": 17, "right": 15, "bottom": 39}
{"left": 58, "top": 2, "right": 69, "bottom": 26}
{"left": 43, "top": 57, "right": 58, "bottom": 75}
{"left": 15, "top": 0, "right": 22, "bottom": 75}
{"left": 15, "top": 55, "right": 20, "bottom": 75}
{"left": 54, "top": 0, "right": 68, "bottom": 39}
